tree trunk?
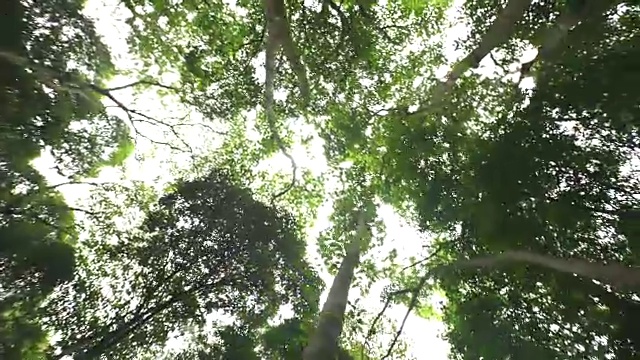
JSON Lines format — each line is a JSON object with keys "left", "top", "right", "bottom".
{"left": 414, "top": 0, "right": 533, "bottom": 114}
{"left": 519, "top": 0, "right": 623, "bottom": 77}
{"left": 302, "top": 211, "right": 369, "bottom": 360}
{"left": 263, "top": 0, "right": 309, "bottom": 104}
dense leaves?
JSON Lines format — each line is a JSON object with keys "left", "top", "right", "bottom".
{"left": 43, "top": 169, "right": 321, "bottom": 359}
{"left": 0, "top": 0, "right": 134, "bottom": 355}
{"left": 386, "top": 4, "right": 640, "bottom": 360}
{"left": 4, "top": 0, "right": 640, "bottom": 358}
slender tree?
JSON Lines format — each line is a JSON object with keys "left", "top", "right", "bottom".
{"left": 304, "top": 207, "right": 372, "bottom": 360}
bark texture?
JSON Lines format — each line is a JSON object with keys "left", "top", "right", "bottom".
{"left": 303, "top": 211, "right": 369, "bottom": 360}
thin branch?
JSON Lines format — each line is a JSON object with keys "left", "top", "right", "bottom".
{"left": 488, "top": 52, "right": 510, "bottom": 76}
{"left": 381, "top": 284, "right": 423, "bottom": 360}
{"left": 0, "top": 50, "right": 196, "bottom": 154}
{"left": 270, "top": 154, "right": 298, "bottom": 204}
{"left": 172, "top": 122, "right": 227, "bottom": 136}
{"left": 87, "top": 84, "right": 193, "bottom": 153}
{"left": 363, "top": 245, "right": 445, "bottom": 358}
{"left": 103, "top": 79, "right": 180, "bottom": 92}
{"left": 63, "top": 206, "right": 99, "bottom": 216}
{"left": 47, "top": 181, "right": 115, "bottom": 190}
{"left": 361, "top": 287, "right": 412, "bottom": 359}
{"left": 326, "top": 0, "right": 350, "bottom": 52}
{"left": 381, "top": 259, "right": 445, "bottom": 358}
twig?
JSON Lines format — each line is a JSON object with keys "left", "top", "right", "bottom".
{"left": 47, "top": 181, "right": 116, "bottom": 190}
{"left": 488, "top": 52, "right": 510, "bottom": 76}
{"left": 87, "top": 84, "right": 193, "bottom": 153}
{"left": 171, "top": 122, "right": 228, "bottom": 136}
{"left": 401, "top": 244, "right": 445, "bottom": 272}
{"left": 361, "top": 287, "right": 412, "bottom": 359}
{"left": 0, "top": 50, "right": 195, "bottom": 154}
{"left": 103, "top": 80, "right": 179, "bottom": 92}
{"left": 63, "top": 206, "right": 99, "bottom": 216}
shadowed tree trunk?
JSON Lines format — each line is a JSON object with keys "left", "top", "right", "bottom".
{"left": 303, "top": 210, "right": 369, "bottom": 360}
{"left": 414, "top": 0, "right": 533, "bottom": 114}
{"left": 519, "top": 0, "right": 623, "bottom": 77}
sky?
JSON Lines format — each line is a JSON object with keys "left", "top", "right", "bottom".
{"left": 30, "top": 0, "right": 535, "bottom": 358}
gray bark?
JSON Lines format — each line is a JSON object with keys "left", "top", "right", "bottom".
{"left": 303, "top": 211, "right": 369, "bottom": 360}
{"left": 452, "top": 250, "right": 640, "bottom": 291}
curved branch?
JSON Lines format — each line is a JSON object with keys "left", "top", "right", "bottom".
{"left": 264, "top": 34, "right": 297, "bottom": 204}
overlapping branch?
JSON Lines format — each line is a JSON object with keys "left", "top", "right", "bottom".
{"left": 367, "top": 248, "right": 640, "bottom": 358}
{"left": 0, "top": 50, "right": 225, "bottom": 155}
{"left": 412, "top": 0, "right": 622, "bottom": 116}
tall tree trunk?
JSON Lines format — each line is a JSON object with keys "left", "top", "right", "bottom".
{"left": 303, "top": 211, "right": 369, "bottom": 360}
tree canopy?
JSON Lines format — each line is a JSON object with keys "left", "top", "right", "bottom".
{"left": 2, "top": 0, "right": 640, "bottom": 359}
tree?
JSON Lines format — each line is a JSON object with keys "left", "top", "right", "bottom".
{"left": 304, "top": 206, "right": 372, "bottom": 359}
{"left": 0, "top": 0, "right": 139, "bottom": 355}
{"left": 44, "top": 169, "right": 322, "bottom": 359}
{"left": 376, "top": 3, "right": 640, "bottom": 359}
{"left": 27, "top": 0, "right": 638, "bottom": 358}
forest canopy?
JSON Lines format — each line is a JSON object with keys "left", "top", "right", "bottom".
{"left": 1, "top": 0, "right": 639, "bottom": 359}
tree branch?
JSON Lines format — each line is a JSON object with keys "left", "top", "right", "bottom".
{"left": 262, "top": 0, "right": 300, "bottom": 204}
{"left": 373, "top": 245, "right": 640, "bottom": 357}
{"left": 0, "top": 50, "right": 200, "bottom": 154}
{"left": 517, "top": 0, "right": 622, "bottom": 80}
{"left": 412, "top": 0, "right": 533, "bottom": 115}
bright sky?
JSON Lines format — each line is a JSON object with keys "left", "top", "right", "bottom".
{"left": 32, "top": 0, "right": 539, "bottom": 358}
